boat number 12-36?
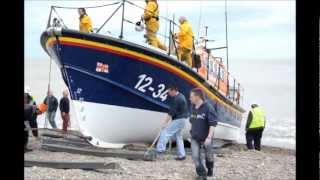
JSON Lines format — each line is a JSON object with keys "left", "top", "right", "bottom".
{"left": 134, "top": 74, "right": 169, "bottom": 102}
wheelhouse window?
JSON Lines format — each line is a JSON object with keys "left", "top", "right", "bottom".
{"left": 219, "top": 67, "right": 224, "bottom": 81}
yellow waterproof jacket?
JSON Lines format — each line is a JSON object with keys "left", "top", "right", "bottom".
{"left": 79, "top": 15, "right": 93, "bottom": 33}
{"left": 177, "top": 21, "right": 194, "bottom": 50}
{"left": 144, "top": 1, "right": 159, "bottom": 33}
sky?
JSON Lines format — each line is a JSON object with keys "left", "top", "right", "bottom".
{"left": 25, "top": 0, "right": 295, "bottom": 61}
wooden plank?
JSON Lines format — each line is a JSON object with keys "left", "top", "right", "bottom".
{"left": 64, "top": 136, "right": 92, "bottom": 142}
{"left": 41, "top": 133, "right": 64, "bottom": 138}
{"left": 122, "top": 143, "right": 148, "bottom": 151}
{"left": 39, "top": 128, "right": 81, "bottom": 136}
{"left": 40, "top": 132, "right": 92, "bottom": 141}
{"left": 39, "top": 128, "right": 93, "bottom": 140}
{"left": 42, "top": 137, "right": 92, "bottom": 148}
{"left": 24, "top": 160, "right": 119, "bottom": 170}
{"left": 41, "top": 144, "right": 154, "bottom": 161}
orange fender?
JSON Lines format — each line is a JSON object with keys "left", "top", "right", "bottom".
{"left": 37, "top": 103, "right": 48, "bottom": 114}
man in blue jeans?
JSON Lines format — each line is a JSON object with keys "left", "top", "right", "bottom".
{"left": 43, "top": 90, "right": 58, "bottom": 128}
{"left": 156, "top": 85, "right": 189, "bottom": 160}
{"left": 189, "top": 88, "right": 217, "bottom": 179}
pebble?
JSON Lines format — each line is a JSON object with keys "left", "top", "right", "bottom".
{"left": 25, "top": 137, "right": 295, "bottom": 180}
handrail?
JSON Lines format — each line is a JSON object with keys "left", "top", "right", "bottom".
{"left": 124, "top": 0, "right": 180, "bottom": 28}
{"left": 96, "top": 3, "right": 123, "bottom": 33}
{"left": 52, "top": 7, "right": 68, "bottom": 29}
{"left": 46, "top": 7, "right": 53, "bottom": 28}
{"left": 123, "top": 19, "right": 170, "bottom": 39}
{"left": 119, "top": 0, "right": 125, "bottom": 39}
{"left": 52, "top": 2, "right": 121, "bottom": 9}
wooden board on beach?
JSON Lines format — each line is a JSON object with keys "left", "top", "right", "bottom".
{"left": 41, "top": 143, "right": 155, "bottom": 161}
{"left": 25, "top": 160, "right": 120, "bottom": 170}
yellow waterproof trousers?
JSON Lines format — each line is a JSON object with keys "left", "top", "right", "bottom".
{"left": 145, "top": 30, "right": 167, "bottom": 51}
{"left": 177, "top": 47, "right": 192, "bottom": 67}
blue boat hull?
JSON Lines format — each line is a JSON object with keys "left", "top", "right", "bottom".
{"left": 41, "top": 28, "right": 244, "bottom": 147}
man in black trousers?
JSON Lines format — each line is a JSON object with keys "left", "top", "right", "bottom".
{"left": 59, "top": 90, "right": 70, "bottom": 134}
{"left": 245, "top": 103, "right": 266, "bottom": 151}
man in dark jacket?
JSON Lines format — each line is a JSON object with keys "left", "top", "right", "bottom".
{"left": 24, "top": 93, "right": 41, "bottom": 152}
{"left": 245, "top": 103, "right": 266, "bottom": 151}
{"left": 156, "top": 85, "right": 189, "bottom": 160}
{"left": 25, "top": 88, "right": 39, "bottom": 138}
{"left": 59, "top": 90, "right": 70, "bottom": 134}
{"left": 189, "top": 88, "right": 217, "bottom": 179}
{"left": 43, "top": 90, "right": 58, "bottom": 128}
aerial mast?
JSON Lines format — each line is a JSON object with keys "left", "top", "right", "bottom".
{"left": 224, "top": 0, "right": 230, "bottom": 97}
{"left": 225, "top": 0, "right": 229, "bottom": 71}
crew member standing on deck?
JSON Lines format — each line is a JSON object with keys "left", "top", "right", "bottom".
{"left": 245, "top": 103, "right": 266, "bottom": 151}
{"left": 174, "top": 16, "right": 194, "bottom": 67}
{"left": 142, "top": 0, "right": 167, "bottom": 51}
{"left": 156, "top": 85, "right": 189, "bottom": 160}
{"left": 59, "top": 90, "right": 70, "bottom": 135}
{"left": 189, "top": 88, "right": 217, "bottom": 179}
{"left": 78, "top": 8, "right": 93, "bottom": 33}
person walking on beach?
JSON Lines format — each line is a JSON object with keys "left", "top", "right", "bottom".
{"left": 156, "top": 85, "right": 189, "bottom": 160}
{"left": 43, "top": 90, "right": 58, "bottom": 129}
{"left": 78, "top": 8, "right": 93, "bottom": 33}
{"left": 59, "top": 90, "right": 70, "bottom": 134}
{"left": 189, "top": 88, "right": 217, "bottom": 179}
{"left": 24, "top": 86, "right": 39, "bottom": 139}
{"left": 245, "top": 103, "right": 266, "bottom": 151}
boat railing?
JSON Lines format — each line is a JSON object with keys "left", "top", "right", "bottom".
{"left": 45, "top": 0, "right": 244, "bottom": 106}
{"left": 227, "top": 74, "right": 244, "bottom": 106}
{"left": 46, "top": 0, "right": 180, "bottom": 54}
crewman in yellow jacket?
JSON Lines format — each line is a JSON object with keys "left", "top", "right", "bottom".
{"left": 142, "top": 0, "right": 167, "bottom": 51}
{"left": 245, "top": 103, "right": 266, "bottom": 151}
{"left": 78, "top": 8, "right": 93, "bottom": 33}
{"left": 175, "top": 16, "right": 194, "bottom": 67}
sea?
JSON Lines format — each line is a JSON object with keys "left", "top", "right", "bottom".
{"left": 24, "top": 58, "right": 296, "bottom": 150}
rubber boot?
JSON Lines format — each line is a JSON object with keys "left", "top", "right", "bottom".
{"left": 206, "top": 161, "right": 214, "bottom": 177}
{"left": 196, "top": 165, "right": 207, "bottom": 180}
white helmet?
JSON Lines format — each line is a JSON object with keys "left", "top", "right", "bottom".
{"left": 135, "top": 21, "right": 144, "bottom": 32}
{"left": 25, "top": 86, "right": 31, "bottom": 94}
